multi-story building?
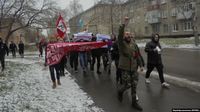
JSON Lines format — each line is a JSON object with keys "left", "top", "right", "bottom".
{"left": 143, "top": 0, "right": 199, "bottom": 38}
{"left": 69, "top": 0, "right": 200, "bottom": 38}
{"left": 69, "top": 3, "right": 120, "bottom": 35}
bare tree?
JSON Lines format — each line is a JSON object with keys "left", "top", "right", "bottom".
{"left": 0, "top": 0, "right": 58, "bottom": 43}
{"left": 67, "top": 0, "right": 83, "bottom": 18}
{"left": 173, "top": 0, "right": 199, "bottom": 46}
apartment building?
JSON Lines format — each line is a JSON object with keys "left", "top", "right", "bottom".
{"left": 69, "top": 0, "right": 200, "bottom": 38}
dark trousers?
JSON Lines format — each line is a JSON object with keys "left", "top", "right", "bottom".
{"left": 60, "top": 57, "right": 67, "bottom": 76}
{"left": 11, "top": 50, "right": 16, "bottom": 57}
{"left": 115, "top": 59, "right": 122, "bottom": 84}
{"left": 102, "top": 52, "right": 108, "bottom": 70}
{"left": 70, "top": 53, "right": 78, "bottom": 71}
{"left": 0, "top": 57, "right": 5, "bottom": 71}
{"left": 91, "top": 55, "right": 101, "bottom": 72}
{"left": 49, "top": 65, "right": 60, "bottom": 82}
{"left": 118, "top": 70, "right": 138, "bottom": 102}
{"left": 79, "top": 52, "right": 88, "bottom": 70}
{"left": 145, "top": 63, "right": 165, "bottom": 83}
{"left": 39, "top": 48, "right": 43, "bottom": 57}
{"left": 19, "top": 49, "right": 24, "bottom": 57}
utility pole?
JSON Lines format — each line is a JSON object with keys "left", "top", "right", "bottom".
{"left": 194, "top": 0, "right": 199, "bottom": 46}
{"left": 110, "top": 1, "right": 114, "bottom": 34}
{"left": 36, "top": 28, "right": 40, "bottom": 44}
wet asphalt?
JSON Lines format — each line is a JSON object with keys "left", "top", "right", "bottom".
{"left": 69, "top": 64, "right": 200, "bottom": 112}
{"left": 140, "top": 48, "right": 200, "bottom": 82}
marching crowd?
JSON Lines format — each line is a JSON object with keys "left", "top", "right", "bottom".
{"left": 0, "top": 38, "right": 24, "bottom": 72}
{"left": 43, "top": 17, "right": 170, "bottom": 111}
{"left": 0, "top": 17, "right": 170, "bottom": 111}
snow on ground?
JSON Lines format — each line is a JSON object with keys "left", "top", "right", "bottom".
{"left": 137, "top": 42, "right": 200, "bottom": 49}
{"left": 0, "top": 56, "right": 104, "bottom": 112}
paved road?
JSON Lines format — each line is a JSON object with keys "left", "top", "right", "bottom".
{"left": 70, "top": 67, "right": 200, "bottom": 112}
{"left": 140, "top": 48, "right": 200, "bottom": 82}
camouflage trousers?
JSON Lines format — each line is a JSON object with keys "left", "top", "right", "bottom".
{"left": 118, "top": 69, "right": 139, "bottom": 102}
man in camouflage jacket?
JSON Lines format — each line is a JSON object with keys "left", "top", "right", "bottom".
{"left": 117, "top": 17, "right": 143, "bottom": 111}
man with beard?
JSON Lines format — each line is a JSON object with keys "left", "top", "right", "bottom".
{"left": 0, "top": 38, "right": 9, "bottom": 72}
{"left": 117, "top": 17, "right": 143, "bottom": 111}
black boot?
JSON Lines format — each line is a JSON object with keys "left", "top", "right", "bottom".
{"left": 90, "top": 65, "right": 94, "bottom": 71}
{"left": 117, "top": 90, "right": 123, "bottom": 102}
{"left": 132, "top": 101, "right": 143, "bottom": 111}
{"left": 97, "top": 71, "right": 101, "bottom": 74}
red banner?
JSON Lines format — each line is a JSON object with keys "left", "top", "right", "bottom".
{"left": 46, "top": 42, "right": 107, "bottom": 66}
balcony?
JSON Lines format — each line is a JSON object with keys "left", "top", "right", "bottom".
{"left": 147, "top": 17, "right": 161, "bottom": 24}
{"left": 145, "top": 10, "right": 161, "bottom": 24}
{"left": 176, "top": 10, "right": 193, "bottom": 20}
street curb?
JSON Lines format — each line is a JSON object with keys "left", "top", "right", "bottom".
{"left": 140, "top": 70, "right": 200, "bottom": 93}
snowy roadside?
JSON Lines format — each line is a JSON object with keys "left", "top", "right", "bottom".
{"left": 137, "top": 42, "right": 200, "bottom": 49}
{"left": 136, "top": 37, "right": 200, "bottom": 49}
{"left": 0, "top": 57, "right": 104, "bottom": 112}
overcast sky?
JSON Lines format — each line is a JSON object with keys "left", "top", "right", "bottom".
{"left": 55, "top": 0, "right": 95, "bottom": 10}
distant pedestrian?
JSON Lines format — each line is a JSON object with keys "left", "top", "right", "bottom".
{"left": 117, "top": 17, "right": 143, "bottom": 111}
{"left": 0, "top": 38, "right": 9, "bottom": 72}
{"left": 18, "top": 41, "right": 24, "bottom": 58}
{"left": 79, "top": 39, "right": 88, "bottom": 74}
{"left": 59, "top": 54, "right": 67, "bottom": 76}
{"left": 145, "top": 33, "right": 170, "bottom": 88}
{"left": 101, "top": 39, "right": 112, "bottom": 74}
{"left": 90, "top": 36, "right": 102, "bottom": 74}
{"left": 69, "top": 38, "right": 79, "bottom": 73}
{"left": 9, "top": 41, "right": 17, "bottom": 58}
{"left": 70, "top": 51, "right": 79, "bottom": 72}
{"left": 38, "top": 41, "right": 43, "bottom": 57}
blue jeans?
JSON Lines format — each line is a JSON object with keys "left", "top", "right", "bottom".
{"left": 79, "top": 52, "right": 88, "bottom": 70}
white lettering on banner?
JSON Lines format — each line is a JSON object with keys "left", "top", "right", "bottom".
{"left": 46, "top": 42, "right": 108, "bottom": 65}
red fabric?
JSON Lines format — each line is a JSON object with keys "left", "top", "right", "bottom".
{"left": 56, "top": 15, "right": 67, "bottom": 38}
{"left": 133, "top": 51, "right": 140, "bottom": 59}
{"left": 46, "top": 42, "right": 107, "bottom": 66}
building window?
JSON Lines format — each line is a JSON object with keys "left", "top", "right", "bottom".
{"left": 184, "top": 21, "right": 193, "bottom": 31}
{"left": 172, "top": 23, "right": 179, "bottom": 32}
{"left": 184, "top": 2, "right": 194, "bottom": 11}
{"left": 145, "top": 26, "right": 149, "bottom": 34}
{"left": 163, "top": 24, "right": 168, "bottom": 33}
{"left": 152, "top": 24, "right": 160, "bottom": 33}
{"left": 161, "top": 10, "right": 167, "bottom": 18}
{"left": 171, "top": 8, "right": 177, "bottom": 17}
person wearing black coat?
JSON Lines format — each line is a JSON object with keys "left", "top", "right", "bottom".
{"left": 0, "top": 38, "right": 9, "bottom": 71}
{"left": 70, "top": 51, "right": 79, "bottom": 72}
{"left": 9, "top": 41, "right": 17, "bottom": 58}
{"left": 59, "top": 54, "right": 67, "bottom": 76}
{"left": 90, "top": 36, "right": 102, "bottom": 74}
{"left": 18, "top": 41, "right": 24, "bottom": 58}
{"left": 145, "top": 34, "right": 169, "bottom": 87}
